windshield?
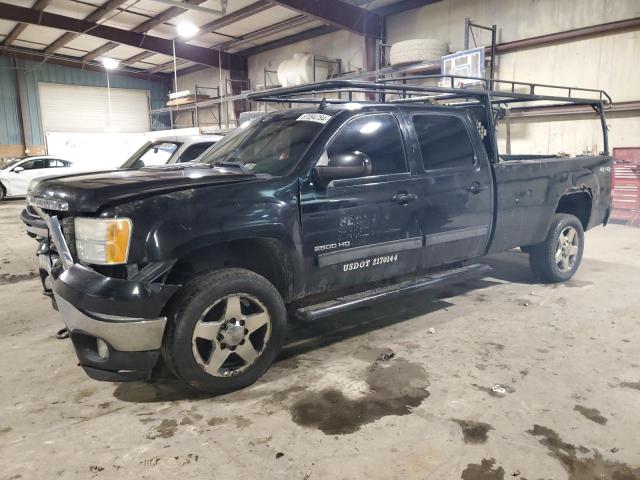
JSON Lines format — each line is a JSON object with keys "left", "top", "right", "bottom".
{"left": 3, "top": 158, "right": 22, "bottom": 169}
{"left": 120, "top": 141, "right": 181, "bottom": 169}
{"left": 199, "top": 115, "right": 326, "bottom": 176}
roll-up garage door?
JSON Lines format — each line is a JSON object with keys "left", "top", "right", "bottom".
{"left": 38, "top": 83, "right": 150, "bottom": 133}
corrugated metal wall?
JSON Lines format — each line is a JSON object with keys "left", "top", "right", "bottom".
{"left": 0, "top": 56, "right": 170, "bottom": 152}
{"left": 0, "top": 57, "right": 22, "bottom": 146}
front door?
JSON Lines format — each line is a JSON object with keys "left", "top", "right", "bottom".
{"left": 9, "top": 158, "right": 49, "bottom": 196}
{"left": 409, "top": 112, "right": 493, "bottom": 268}
{"left": 300, "top": 113, "right": 423, "bottom": 295}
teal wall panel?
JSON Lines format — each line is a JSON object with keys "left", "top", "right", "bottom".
{"left": 0, "top": 57, "right": 22, "bottom": 146}
{"left": 0, "top": 56, "right": 170, "bottom": 151}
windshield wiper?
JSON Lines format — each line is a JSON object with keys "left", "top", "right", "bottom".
{"left": 212, "top": 161, "right": 254, "bottom": 175}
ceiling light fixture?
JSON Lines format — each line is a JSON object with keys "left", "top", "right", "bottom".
{"left": 101, "top": 57, "right": 119, "bottom": 70}
{"left": 176, "top": 21, "right": 200, "bottom": 39}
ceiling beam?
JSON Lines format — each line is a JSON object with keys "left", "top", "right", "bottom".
{"left": 45, "top": 0, "right": 129, "bottom": 54}
{"left": 239, "top": 1, "right": 445, "bottom": 58}
{"left": 239, "top": 24, "right": 336, "bottom": 57}
{"left": 0, "top": 2, "right": 246, "bottom": 70}
{"left": 268, "top": 0, "right": 383, "bottom": 38}
{"left": 217, "top": 14, "right": 310, "bottom": 50}
{"left": 149, "top": 14, "right": 310, "bottom": 74}
{"left": 2, "top": 0, "right": 51, "bottom": 48}
{"left": 132, "top": 0, "right": 207, "bottom": 33}
{"left": 121, "top": 50, "right": 156, "bottom": 66}
{"left": 373, "top": 0, "right": 443, "bottom": 16}
{"left": 0, "top": 46, "right": 163, "bottom": 80}
{"left": 80, "top": 0, "right": 268, "bottom": 64}
{"left": 197, "top": 0, "right": 273, "bottom": 35}
{"left": 81, "top": 0, "right": 208, "bottom": 61}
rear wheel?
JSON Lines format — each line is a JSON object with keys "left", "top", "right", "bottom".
{"left": 162, "top": 268, "right": 287, "bottom": 394}
{"left": 528, "top": 213, "right": 584, "bottom": 283}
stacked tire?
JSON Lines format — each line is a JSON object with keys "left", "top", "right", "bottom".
{"left": 389, "top": 39, "right": 449, "bottom": 66}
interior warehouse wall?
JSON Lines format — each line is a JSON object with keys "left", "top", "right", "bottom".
{"left": 174, "top": 66, "right": 232, "bottom": 130}
{"left": 386, "top": 0, "right": 640, "bottom": 155}
{"left": 247, "top": 30, "right": 366, "bottom": 89}
{"left": 173, "top": 30, "right": 367, "bottom": 129}
{"left": 0, "top": 56, "right": 170, "bottom": 158}
{"left": 247, "top": 29, "right": 367, "bottom": 112}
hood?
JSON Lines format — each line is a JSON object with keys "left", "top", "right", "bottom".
{"left": 30, "top": 163, "right": 261, "bottom": 213}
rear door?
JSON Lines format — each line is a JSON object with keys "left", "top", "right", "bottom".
{"left": 409, "top": 111, "right": 493, "bottom": 268}
{"left": 300, "top": 112, "right": 423, "bottom": 294}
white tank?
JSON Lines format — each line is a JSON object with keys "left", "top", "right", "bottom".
{"left": 277, "top": 53, "right": 329, "bottom": 87}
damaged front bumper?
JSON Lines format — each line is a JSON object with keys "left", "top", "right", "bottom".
{"left": 39, "top": 214, "right": 179, "bottom": 382}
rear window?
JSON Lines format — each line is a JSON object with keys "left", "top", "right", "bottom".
{"left": 412, "top": 114, "right": 475, "bottom": 170}
{"left": 180, "top": 142, "right": 214, "bottom": 162}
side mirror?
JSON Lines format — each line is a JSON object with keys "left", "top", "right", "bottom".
{"left": 13, "top": 166, "right": 24, "bottom": 173}
{"left": 153, "top": 147, "right": 159, "bottom": 154}
{"left": 314, "top": 151, "right": 372, "bottom": 186}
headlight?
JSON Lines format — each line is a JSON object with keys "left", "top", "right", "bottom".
{"left": 75, "top": 218, "right": 132, "bottom": 264}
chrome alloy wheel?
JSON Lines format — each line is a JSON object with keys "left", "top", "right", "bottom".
{"left": 555, "top": 226, "right": 579, "bottom": 272}
{"left": 191, "top": 293, "right": 271, "bottom": 377}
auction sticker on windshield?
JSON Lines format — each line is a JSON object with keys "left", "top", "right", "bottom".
{"left": 297, "top": 113, "right": 332, "bottom": 124}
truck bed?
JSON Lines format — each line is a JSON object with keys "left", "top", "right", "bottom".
{"left": 488, "top": 154, "right": 612, "bottom": 253}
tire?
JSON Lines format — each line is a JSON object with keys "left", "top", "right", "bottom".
{"left": 162, "top": 268, "right": 287, "bottom": 394}
{"left": 389, "top": 39, "right": 449, "bottom": 66}
{"left": 0, "top": 183, "right": 5, "bottom": 201}
{"left": 528, "top": 213, "right": 584, "bottom": 283}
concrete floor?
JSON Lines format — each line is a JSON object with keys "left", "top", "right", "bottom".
{"left": 1, "top": 198, "right": 639, "bottom": 480}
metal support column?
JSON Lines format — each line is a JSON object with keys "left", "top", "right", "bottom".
{"left": 464, "top": 18, "right": 498, "bottom": 87}
{"left": 14, "top": 58, "right": 31, "bottom": 155}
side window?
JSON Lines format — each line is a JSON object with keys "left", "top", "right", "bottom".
{"left": 327, "top": 114, "right": 407, "bottom": 176}
{"left": 412, "top": 115, "right": 475, "bottom": 170}
{"left": 31, "top": 159, "right": 48, "bottom": 169}
{"left": 179, "top": 142, "right": 213, "bottom": 162}
{"left": 47, "top": 160, "right": 65, "bottom": 167}
{"left": 16, "top": 160, "right": 35, "bottom": 170}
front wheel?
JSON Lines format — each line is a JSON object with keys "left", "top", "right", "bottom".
{"left": 528, "top": 213, "right": 584, "bottom": 283}
{"left": 162, "top": 268, "right": 287, "bottom": 394}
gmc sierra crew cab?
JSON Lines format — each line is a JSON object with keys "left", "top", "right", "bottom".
{"left": 27, "top": 78, "right": 612, "bottom": 394}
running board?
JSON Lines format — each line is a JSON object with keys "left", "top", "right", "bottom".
{"left": 295, "top": 263, "right": 492, "bottom": 321}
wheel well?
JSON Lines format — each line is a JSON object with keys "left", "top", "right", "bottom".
{"left": 556, "top": 191, "right": 592, "bottom": 230}
{"left": 166, "top": 237, "right": 295, "bottom": 302}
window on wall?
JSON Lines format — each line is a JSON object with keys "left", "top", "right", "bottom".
{"left": 412, "top": 114, "right": 475, "bottom": 170}
{"left": 327, "top": 114, "right": 407, "bottom": 176}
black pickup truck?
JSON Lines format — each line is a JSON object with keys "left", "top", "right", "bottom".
{"left": 27, "top": 78, "right": 612, "bottom": 394}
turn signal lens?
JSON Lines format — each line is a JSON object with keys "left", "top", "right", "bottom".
{"left": 75, "top": 218, "right": 132, "bottom": 264}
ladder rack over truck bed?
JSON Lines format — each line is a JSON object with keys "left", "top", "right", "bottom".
{"left": 27, "top": 76, "right": 612, "bottom": 394}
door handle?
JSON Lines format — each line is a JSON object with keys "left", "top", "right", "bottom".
{"left": 392, "top": 192, "right": 418, "bottom": 205}
{"left": 466, "top": 181, "right": 484, "bottom": 194}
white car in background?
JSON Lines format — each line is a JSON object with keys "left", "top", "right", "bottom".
{"left": 0, "top": 156, "right": 77, "bottom": 201}
{"left": 119, "top": 134, "right": 225, "bottom": 169}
